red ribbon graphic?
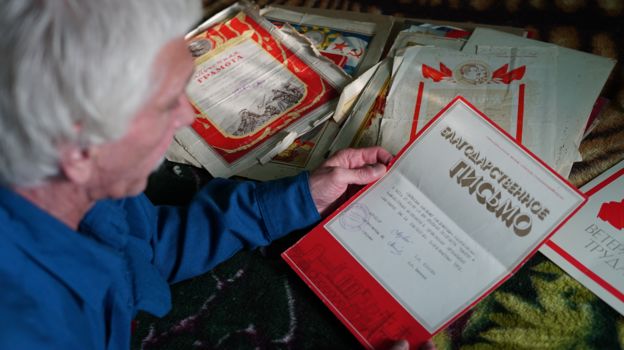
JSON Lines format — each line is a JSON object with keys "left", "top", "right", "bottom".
{"left": 492, "top": 64, "right": 526, "bottom": 84}
{"left": 422, "top": 63, "right": 452, "bottom": 82}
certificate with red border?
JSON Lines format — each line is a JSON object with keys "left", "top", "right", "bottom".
{"left": 381, "top": 46, "right": 559, "bottom": 170}
{"left": 283, "top": 97, "right": 585, "bottom": 348}
{"left": 175, "top": 3, "right": 347, "bottom": 178}
{"left": 541, "top": 160, "right": 624, "bottom": 315}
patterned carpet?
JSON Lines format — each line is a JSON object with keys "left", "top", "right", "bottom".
{"left": 132, "top": 1, "right": 624, "bottom": 349}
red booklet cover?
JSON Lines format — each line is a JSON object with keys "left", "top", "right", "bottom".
{"left": 283, "top": 97, "right": 586, "bottom": 348}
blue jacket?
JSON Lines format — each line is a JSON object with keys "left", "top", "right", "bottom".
{"left": 0, "top": 173, "right": 320, "bottom": 349}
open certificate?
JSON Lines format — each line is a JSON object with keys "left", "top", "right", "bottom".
{"left": 283, "top": 97, "right": 585, "bottom": 348}
{"left": 541, "top": 160, "right": 624, "bottom": 315}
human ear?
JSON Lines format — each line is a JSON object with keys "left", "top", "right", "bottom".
{"left": 58, "top": 144, "right": 93, "bottom": 185}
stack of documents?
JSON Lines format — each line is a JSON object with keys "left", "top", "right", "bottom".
{"left": 168, "top": 2, "right": 615, "bottom": 180}
{"left": 167, "top": 1, "right": 393, "bottom": 179}
{"left": 334, "top": 26, "right": 615, "bottom": 178}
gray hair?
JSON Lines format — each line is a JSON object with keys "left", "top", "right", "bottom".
{"left": 0, "top": 0, "right": 201, "bottom": 186}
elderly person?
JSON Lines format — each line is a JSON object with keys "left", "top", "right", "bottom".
{"left": 0, "top": 1, "right": 396, "bottom": 349}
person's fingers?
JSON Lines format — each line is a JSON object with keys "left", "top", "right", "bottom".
{"left": 323, "top": 149, "right": 355, "bottom": 168}
{"left": 356, "top": 146, "right": 393, "bottom": 165}
{"left": 355, "top": 146, "right": 393, "bottom": 167}
{"left": 421, "top": 340, "right": 436, "bottom": 350}
{"left": 389, "top": 339, "right": 409, "bottom": 350}
{"left": 309, "top": 147, "right": 392, "bottom": 215}
{"left": 373, "top": 146, "right": 394, "bottom": 165}
{"left": 324, "top": 147, "right": 393, "bottom": 169}
{"left": 330, "top": 163, "right": 387, "bottom": 186}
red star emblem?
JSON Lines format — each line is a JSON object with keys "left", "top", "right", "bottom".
{"left": 332, "top": 42, "right": 349, "bottom": 51}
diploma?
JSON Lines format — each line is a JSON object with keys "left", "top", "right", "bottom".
{"left": 174, "top": 2, "right": 348, "bottom": 178}
{"left": 283, "top": 97, "right": 586, "bottom": 348}
{"left": 541, "top": 160, "right": 624, "bottom": 316}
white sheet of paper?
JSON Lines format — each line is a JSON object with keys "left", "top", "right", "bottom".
{"left": 325, "top": 99, "right": 585, "bottom": 332}
{"left": 328, "top": 59, "right": 392, "bottom": 154}
{"left": 381, "top": 45, "right": 558, "bottom": 169}
{"left": 387, "top": 31, "right": 466, "bottom": 57}
{"left": 463, "top": 28, "right": 616, "bottom": 177}
{"left": 540, "top": 160, "right": 624, "bottom": 315}
{"left": 332, "top": 61, "right": 381, "bottom": 124}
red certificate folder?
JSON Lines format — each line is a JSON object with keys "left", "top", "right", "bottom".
{"left": 282, "top": 97, "right": 586, "bottom": 349}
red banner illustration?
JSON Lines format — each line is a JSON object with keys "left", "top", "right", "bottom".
{"left": 422, "top": 62, "right": 526, "bottom": 85}
{"left": 422, "top": 63, "right": 452, "bottom": 82}
{"left": 597, "top": 199, "right": 624, "bottom": 230}
{"left": 492, "top": 64, "right": 526, "bottom": 84}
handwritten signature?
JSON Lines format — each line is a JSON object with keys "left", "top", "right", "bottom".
{"left": 387, "top": 241, "right": 404, "bottom": 255}
{"left": 387, "top": 229, "right": 414, "bottom": 256}
{"left": 391, "top": 229, "right": 412, "bottom": 244}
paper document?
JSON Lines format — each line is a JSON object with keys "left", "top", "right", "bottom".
{"left": 172, "top": 2, "right": 348, "bottom": 178}
{"left": 541, "top": 160, "right": 624, "bottom": 315}
{"left": 261, "top": 6, "right": 392, "bottom": 77}
{"left": 329, "top": 59, "right": 393, "bottom": 154}
{"left": 381, "top": 45, "right": 559, "bottom": 170}
{"left": 463, "top": 28, "right": 616, "bottom": 177}
{"left": 235, "top": 6, "right": 393, "bottom": 180}
{"left": 283, "top": 97, "right": 585, "bottom": 348}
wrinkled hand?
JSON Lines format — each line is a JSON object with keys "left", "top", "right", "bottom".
{"left": 309, "top": 146, "right": 392, "bottom": 216}
{"left": 390, "top": 339, "right": 436, "bottom": 350}
{"left": 390, "top": 339, "right": 410, "bottom": 350}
